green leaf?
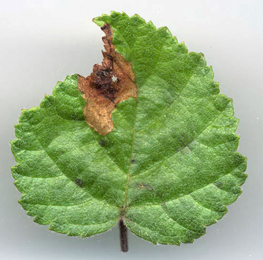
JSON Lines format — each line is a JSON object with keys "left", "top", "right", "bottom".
{"left": 11, "top": 11, "right": 247, "bottom": 249}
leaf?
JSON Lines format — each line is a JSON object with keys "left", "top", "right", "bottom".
{"left": 11, "top": 11, "right": 247, "bottom": 251}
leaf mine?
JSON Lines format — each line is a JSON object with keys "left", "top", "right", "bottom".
{"left": 78, "top": 24, "right": 137, "bottom": 136}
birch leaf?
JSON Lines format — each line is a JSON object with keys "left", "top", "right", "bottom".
{"left": 11, "top": 12, "right": 247, "bottom": 251}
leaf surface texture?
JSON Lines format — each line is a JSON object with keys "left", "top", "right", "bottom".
{"left": 11, "top": 12, "right": 247, "bottom": 245}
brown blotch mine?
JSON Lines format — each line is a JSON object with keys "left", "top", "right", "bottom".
{"left": 78, "top": 24, "right": 137, "bottom": 136}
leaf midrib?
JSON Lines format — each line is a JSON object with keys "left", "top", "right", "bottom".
{"left": 122, "top": 99, "right": 138, "bottom": 213}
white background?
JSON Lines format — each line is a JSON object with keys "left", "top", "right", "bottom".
{"left": 0, "top": 0, "right": 262, "bottom": 259}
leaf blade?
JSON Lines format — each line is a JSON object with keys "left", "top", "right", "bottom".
{"left": 11, "top": 12, "right": 247, "bottom": 246}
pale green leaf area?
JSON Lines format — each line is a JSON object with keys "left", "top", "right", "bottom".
{"left": 11, "top": 12, "right": 247, "bottom": 245}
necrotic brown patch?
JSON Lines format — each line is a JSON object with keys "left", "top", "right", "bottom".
{"left": 78, "top": 24, "right": 137, "bottom": 135}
